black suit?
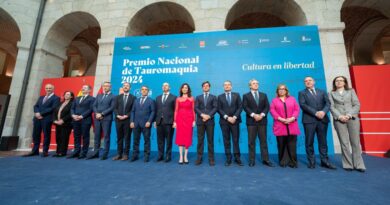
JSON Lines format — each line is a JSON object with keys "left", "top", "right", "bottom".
{"left": 53, "top": 101, "right": 73, "bottom": 155}
{"left": 155, "top": 93, "right": 177, "bottom": 160}
{"left": 71, "top": 95, "right": 95, "bottom": 156}
{"left": 114, "top": 93, "right": 135, "bottom": 157}
{"left": 195, "top": 93, "right": 218, "bottom": 161}
{"left": 32, "top": 94, "right": 60, "bottom": 154}
{"left": 298, "top": 88, "right": 331, "bottom": 166}
{"left": 218, "top": 92, "right": 242, "bottom": 160}
{"left": 242, "top": 91, "right": 270, "bottom": 163}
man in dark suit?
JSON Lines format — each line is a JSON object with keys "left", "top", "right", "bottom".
{"left": 154, "top": 82, "right": 177, "bottom": 162}
{"left": 87, "top": 81, "right": 115, "bottom": 160}
{"left": 217, "top": 80, "right": 243, "bottom": 166}
{"left": 24, "top": 84, "right": 60, "bottom": 157}
{"left": 68, "top": 85, "right": 95, "bottom": 159}
{"left": 195, "top": 81, "right": 218, "bottom": 166}
{"left": 298, "top": 76, "right": 336, "bottom": 169}
{"left": 130, "top": 85, "right": 155, "bottom": 162}
{"left": 112, "top": 82, "right": 135, "bottom": 161}
{"left": 243, "top": 79, "right": 274, "bottom": 167}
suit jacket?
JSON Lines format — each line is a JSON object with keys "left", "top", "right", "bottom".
{"left": 33, "top": 94, "right": 60, "bottom": 122}
{"left": 71, "top": 95, "right": 95, "bottom": 124}
{"left": 242, "top": 91, "right": 269, "bottom": 125}
{"left": 195, "top": 93, "right": 218, "bottom": 125}
{"left": 114, "top": 93, "right": 136, "bottom": 121}
{"left": 270, "top": 96, "right": 300, "bottom": 136}
{"left": 130, "top": 96, "right": 156, "bottom": 128}
{"left": 155, "top": 93, "right": 177, "bottom": 125}
{"left": 298, "top": 88, "right": 330, "bottom": 124}
{"left": 328, "top": 89, "right": 360, "bottom": 120}
{"left": 217, "top": 92, "right": 242, "bottom": 124}
{"left": 93, "top": 93, "right": 115, "bottom": 121}
{"left": 53, "top": 101, "right": 73, "bottom": 126}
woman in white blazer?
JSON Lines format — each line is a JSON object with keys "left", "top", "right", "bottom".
{"left": 328, "top": 76, "right": 366, "bottom": 172}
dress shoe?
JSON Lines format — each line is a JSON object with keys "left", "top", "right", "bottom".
{"left": 164, "top": 157, "right": 171, "bottom": 163}
{"left": 100, "top": 155, "right": 108, "bottom": 160}
{"left": 144, "top": 156, "right": 150, "bottom": 162}
{"left": 130, "top": 156, "right": 139, "bottom": 162}
{"left": 249, "top": 161, "right": 255, "bottom": 167}
{"left": 78, "top": 155, "right": 86, "bottom": 159}
{"left": 52, "top": 153, "right": 59, "bottom": 157}
{"left": 121, "top": 156, "right": 129, "bottom": 161}
{"left": 262, "top": 160, "right": 275, "bottom": 167}
{"left": 195, "top": 159, "right": 202, "bottom": 165}
{"left": 356, "top": 168, "right": 366, "bottom": 173}
{"left": 321, "top": 162, "right": 337, "bottom": 170}
{"left": 23, "top": 152, "right": 39, "bottom": 157}
{"left": 225, "top": 159, "right": 232, "bottom": 166}
{"left": 344, "top": 168, "right": 353, "bottom": 171}
{"left": 209, "top": 160, "right": 215, "bottom": 166}
{"left": 178, "top": 161, "right": 184, "bottom": 165}
{"left": 41, "top": 152, "right": 49, "bottom": 157}
{"left": 67, "top": 153, "right": 80, "bottom": 159}
{"left": 86, "top": 154, "right": 99, "bottom": 160}
{"left": 235, "top": 158, "right": 244, "bottom": 166}
{"left": 156, "top": 156, "right": 164, "bottom": 162}
{"left": 112, "top": 155, "right": 122, "bottom": 161}
{"left": 57, "top": 154, "right": 66, "bottom": 157}
{"left": 307, "top": 164, "right": 315, "bottom": 169}
{"left": 288, "top": 163, "right": 298, "bottom": 168}
{"left": 184, "top": 160, "right": 189, "bottom": 165}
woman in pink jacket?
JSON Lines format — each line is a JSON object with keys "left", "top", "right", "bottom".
{"left": 270, "top": 84, "right": 300, "bottom": 168}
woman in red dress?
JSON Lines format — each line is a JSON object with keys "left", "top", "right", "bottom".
{"left": 173, "top": 83, "right": 195, "bottom": 165}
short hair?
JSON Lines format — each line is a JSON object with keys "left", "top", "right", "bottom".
{"left": 248, "top": 79, "right": 258, "bottom": 87}
{"left": 162, "top": 82, "right": 169, "bottom": 86}
{"left": 141, "top": 85, "right": 149, "bottom": 90}
{"left": 123, "top": 82, "right": 131, "bottom": 87}
{"left": 83, "top": 85, "right": 92, "bottom": 90}
{"left": 202, "top": 81, "right": 211, "bottom": 87}
{"left": 275, "top": 84, "right": 290, "bottom": 97}
{"left": 332, "top": 76, "right": 350, "bottom": 91}
{"left": 223, "top": 80, "right": 232, "bottom": 85}
{"left": 304, "top": 76, "right": 314, "bottom": 81}
{"left": 45, "top": 84, "right": 54, "bottom": 89}
{"left": 103, "top": 81, "right": 111, "bottom": 86}
{"left": 179, "top": 83, "right": 192, "bottom": 97}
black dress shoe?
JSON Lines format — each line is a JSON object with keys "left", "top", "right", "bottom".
{"left": 78, "top": 155, "right": 86, "bottom": 159}
{"left": 225, "top": 159, "right": 232, "bottom": 166}
{"left": 209, "top": 160, "right": 215, "bottom": 166}
{"left": 130, "top": 156, "right": 139, "bottom": 162}
{"left": 344, "top": 168, "right": 353, "bottom": 171}
{"left": 356, "top": 168, "right": 366, "bottom": 173}
{"left": 308, "top": 164, "right": 315, "bottom": 169}
{"left": 195, "top": 159, "right": 202, "bottom": 165}
{"left": 321, "top": 162, "right": 337, "bottom": 170}
{"left": 249, "top": 161, "right": 255, "bottom": 167}
{"left": 164, "top": 157, "right": 171, "bottom": 163}
{"left": 262, "top": 160, "right": 274, "bottom": 167}
{"left": 57, "top": 154, "right": 66, "bottom": 157}
{"left": 235, "top": 159, "right": 244, "bottom": 166}
{"left": 100, "top": 155, "right": 108, "bottom": 160}
{"left": 67, "top": 153, "right": 80, "bottom": 159}
{"left": 86, "top": 154, "right": 99, "bottom": 160}
{"left": 288, "top": 163, "right": 298, "bottom": 168}
{"left": 23, "top": 152, "right": 39, "bottom": 157}
{"left": 156, "top": 156, "right": 164, "bottom": 162}
{"left": 41, "top": 152, "right": 49, "bottom": 157}
{"left": 144, "top": 156, "right": 150, "bottom": 162}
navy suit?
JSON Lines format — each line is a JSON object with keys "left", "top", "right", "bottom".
{"left": 242, "top": 91, "right": 270, "bottom": 163}
{"left": 155, "top": 93, "right": 177, "bottom": 160}
{"left": 298, "top": 88, "right": 331, "bottom": 166}
{"left": 32, "top": 94, "right": 60, "bottom": 154}
{"left": 71, "top": 95, "right": 95, "bottom": 156}
{"left": 217, "top": 92, "right": 242, "bottom": 160}
{"left": 130, "top": 96, "right": 155, "bottom": 158}
{"left": 91, "top": 93, "right": 115, "bottom": 158}
{"left": 195, "top": 93, "right": 218, "bottom": 161}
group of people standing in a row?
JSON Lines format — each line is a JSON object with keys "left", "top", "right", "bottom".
{"left": 23, "top": 76, "right": 366, "bottom": 172}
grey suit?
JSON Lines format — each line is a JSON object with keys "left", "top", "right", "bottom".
{"left": 329, "top": 89, "right": 366, "bottom": 170}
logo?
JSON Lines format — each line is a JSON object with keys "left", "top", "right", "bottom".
{"left": 281, "top": 36, "right": 291, "bottom": 43}
{"left": 140, "top": 45, "right": 151, "bottom": 49}
{"left": 258, "top": 38, "right": 270, "bottom": 43}
{"left": 199, "top": 41, "right": 206, "bottom": 48}
{"left": 237, "top": 39, "right": 249, "bottom": 45}
{"left": 301, "top": 36, "right": 312, "bottom": 42}
{"left": 216, "top": 40, "right": 229, "bottom": 46}
{"left": 178, "top": 43, "right": 187, "bottom": 49}
{"left": 122, "top": 46, "right": 131, "bottom": 51}
{"left": 158, "top": 44, "right": 169, "bottom": 49}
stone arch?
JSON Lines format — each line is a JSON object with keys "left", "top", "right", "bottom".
{"left": 126, "top": 1, "right": 195, "bottom": 36}
{"left": 40, "top": 11, "right": 101, "bottom": 77}
{"left": 0, "top": 8, "right": 21, "bottom": 95}
{"left": 341, "top": 0, "right": 390, "bottom": 65}
{"left": 225, "top": 0, "right": 307, "bottom": 30}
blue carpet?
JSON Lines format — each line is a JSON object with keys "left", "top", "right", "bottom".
{"left": 0, "top": 153, "right": 389, "bottom": 205}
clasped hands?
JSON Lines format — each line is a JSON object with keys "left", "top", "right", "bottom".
{"left": 278, "top": 116, "right": 295, "bottom": 124}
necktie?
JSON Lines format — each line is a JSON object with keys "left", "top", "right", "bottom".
{"left": 204, "top": 93, "right": 208, "bottom": 106}
{"left": 79, "top": 96, "right": 85, "bottom": 103}
{"left": 254, "top": 92, "right": 259, "bottom": 105}
{"left": 42, "top": 96, "right": 48, "bottom": 104}
{"left": 227, "top": 93, "right": 231, "bottom": 106}
{"left": 102, "top": 94, "right": 107, "bottom": 101}
{"left": 123, "top": 94, "right": 128, "bottom": 110}
{"left": 310, "top": 89, "right": 317, "bottom": 96}
{"left": 140, "top": 97, "right": 145, "bottom": 105}
{"left": 162, "top": 94, "right": 167, "bottom": 104}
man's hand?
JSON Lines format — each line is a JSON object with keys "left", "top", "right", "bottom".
{"left": 145, "top": 122, "right": 151, "bottom": 128}
{"left": 130, "top": 122, "right": 135, "bottom": 128}
{"left": 315, "top": 111, "right": 326, "bottom": 119}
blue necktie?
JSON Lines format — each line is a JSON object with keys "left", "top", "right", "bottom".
{"left": 227, "top": 93, "right": 231, "bottom": 106}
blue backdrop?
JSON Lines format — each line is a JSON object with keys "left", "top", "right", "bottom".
{"left": 110, "top": 25, "right": 334, "bottom": 155}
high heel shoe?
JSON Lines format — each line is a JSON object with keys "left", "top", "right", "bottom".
{"left": 178, "top": 160, "right": 184, "bottom": 165}
{"left": 184, "top": 160, "right": 189, "bottom": 164}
